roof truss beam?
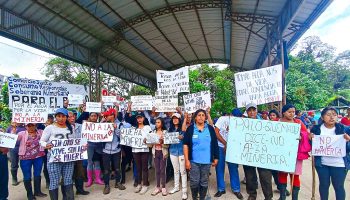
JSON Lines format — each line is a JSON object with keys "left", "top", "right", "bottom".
{"left": 255, "top": 0, "right": 305, "bottom": 69}
{"left": 0, "top": 6, "right": 154, "bottom": 88}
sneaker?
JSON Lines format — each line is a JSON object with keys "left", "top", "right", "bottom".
{"left": 115, "top": 182, "right": 126, "bottom": 190}
{"left": 139, "top": 186, "right": 148, "bottom": 195}
{"left": 169, "top": 187, "right": 180, "bottom": 194}
{"left": 151, "top": 188, "right": 161, "bottom": 196}
{"left": 181, "top": 192, "right": 188, "bottom": 200}
{"left": 103, "top": 185, "right": 110, "bottom": 195}
{"left": 161, "top": 188, "right": 168, "bottom": 196}
{"left": 134, "top": 184, "right": 142, "bottom": 193}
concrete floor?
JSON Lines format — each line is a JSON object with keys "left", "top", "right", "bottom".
{"left": 8, "top": 158, "right": 349, "bottom": 200}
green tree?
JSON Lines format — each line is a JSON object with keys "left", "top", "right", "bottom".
{"left": 42, "top": 57, "right": 131, "bottom": 96}
{"left": 127, "top": 85, "right": 154, "bottom": 98}
{"left": 189, "top": 64, "right": 235, "bottom": 118}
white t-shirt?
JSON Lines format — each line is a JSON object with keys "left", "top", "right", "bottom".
{"left": 40, "top": 124, "right": 75, "bottom": 147}
{"left": 215, "top": 116, "right": 230, "bottom": 148}
{"left": 132, "top": 125, "right": 152, "bottom": 153}
{"left": 320, "top": 124, "right": 345, "bottom": 167}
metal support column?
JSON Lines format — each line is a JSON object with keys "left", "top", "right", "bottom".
{"left": 89, "top": 53, "right": 101, "bottom": 102}
{"left": 280, "top": 30, "right": 287, "bottom": 111}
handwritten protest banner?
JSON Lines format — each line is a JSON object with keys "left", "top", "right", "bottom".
{"left": 154, "top": 92, "right": 178, "bottom": 112}
{"left": 156, "top": 66, "right": 189, "bottom": 95}
{"left": 81, "top": 122, "right": 114, "bottom": 142}
{"left": 12, "top": 103, "right": 48, "bottom": 123}
{"left": 312, "top": 135, "right": 346, "bottom": 157}
{"left": 120, "top": 128, "right": 147, "bottom": 148}
{"left": 0, "top": 132, "right": 18, "bottom": 148}
{"left": 8, "top": 77, "right": 89, "bottom": 113}
{"left": 49, "top": 138, "right": 88, "bottom": 162}
{"left": 102, "top": 96, "right": 117, "bottom": 106}
{"left": 131, "top": 95, "right": 153, "bottom": 111}
{"left": 85, "top": 102, "right": 102, "bottom": 113}
{"left": 226, "top": 117, "right": 301, "bottom": 172}
{"left": 68, "top": 94, "right": 84, "bottom": 105}
{"left": 146, "top": 133, "right": 160, "bottom": 144}
{"left": 164, "top": 132, "right": 180, "bottom": 144}
{"left": 234, "top": 64, "right": 282, "bottom": 108}
{"left": 183, "top": 91, "right": 211, "bottom": 113}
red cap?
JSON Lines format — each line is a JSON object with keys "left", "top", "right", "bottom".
{"left": 308, "top": 111, "right": 314, "bottom": 116}
{"left": 103, "top": 108, "right": 117, "bottom": 116}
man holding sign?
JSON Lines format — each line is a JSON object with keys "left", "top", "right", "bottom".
{"left": 241, "top": 103, "right": 273, "bottom": 200}
{"left": 310, "top": 107, "right": 350, "bottom": 200}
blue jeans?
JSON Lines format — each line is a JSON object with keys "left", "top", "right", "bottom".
{"left": 316, "top": 165, "right": 347, "bottom": 200}
{"left": 20, "top": 157, "right": 44, "bottom": 181}
{"left": 215, "top": 147, "right": 240, "bottom": 192}
{"left": 0, "top": 154, "right": 9, "bottom": 200}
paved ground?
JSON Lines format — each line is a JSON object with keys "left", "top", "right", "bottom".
{"left": 9, "top": 158, "right": 349, "bottom": 200}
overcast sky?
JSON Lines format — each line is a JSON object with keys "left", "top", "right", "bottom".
{"left": 0, "top": 0, "right": 349, "bottom": 80}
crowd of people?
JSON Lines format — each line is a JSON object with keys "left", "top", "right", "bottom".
{"left": 0, "top": 101, "right": 350, "bottom": 200}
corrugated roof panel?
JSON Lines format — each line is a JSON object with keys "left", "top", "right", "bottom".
{"left": 105, "top": 0, "right": 142, "bottom": 20}
{"left": 139, "top": 0, "right": 166, "bottom": 11}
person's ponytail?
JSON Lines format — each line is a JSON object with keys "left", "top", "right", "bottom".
{"left": 66, "top": 119, "right": 73, "bottom": 134}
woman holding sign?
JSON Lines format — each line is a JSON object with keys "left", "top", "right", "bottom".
{"left": 133, "top": 112, "right": 152, "bottom": 195}
{"left": 17, "top": 123, "right": 47, "bottom": 200}
{"left": 40, "top": 108, "right": 75, "bottom": 200}
{"left": 310, "top": 107, "right": 350, "bottom": 200}
{"left": 278, "top": 104, "right": 311, "bottom": 200}
{"left": 147, "top": 118, "right": 169, "bottom": 196}
{"left": 168, "top": 113, "right": 188, "bottom": 200}
{"left": 183, "top": 109, "right": 219, "bottom": 200}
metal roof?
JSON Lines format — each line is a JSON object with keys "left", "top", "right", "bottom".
{"left": 0, "top": 0, "right": 333, "bottom": 87}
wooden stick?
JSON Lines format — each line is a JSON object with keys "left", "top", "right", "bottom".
{"left": 311, "top": 156, "right": 316, "bottom": 200}
{"left": 291, "top": 174, "right": 295, "bottom": 199}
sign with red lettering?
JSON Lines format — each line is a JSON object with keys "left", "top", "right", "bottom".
{"left": 49, "top": 138, "right": 88, "bottom": 162}
{"left": 81, "top": 122, "right": 114, "bottom": 142}
{"left": 12, "top": 103, "right": 48, "bottom": 123}
{"left": 312, "top": 135, "right": 346, "bottom": 157}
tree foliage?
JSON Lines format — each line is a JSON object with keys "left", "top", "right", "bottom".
{"left": 42, "top": 57, "right": 131, "bottom": 96}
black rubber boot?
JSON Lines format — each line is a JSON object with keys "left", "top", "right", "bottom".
{"left": 11, "top": 169, "right": 20, "bottom": 186}
{"left": 24, "top": 180, "right": 36, "bottom": 200}
{"left": 75, "top": 179, "right": 89, "bottom": 195}
{"left": 49, "top": 189, "right": 59, "bottom": 200}
{"left": 199, "top": 186, "right": 208, "bottom": 200}
{"left": 191, "top": 187, "right": 199, "bottom": 200}
{"left": 63, "top": 184, "right": 74, "bottom": 200}
{"left": 34, "top": 176, "right": 47, "bottom": 197}
{"left": 61, "top": 185, "right": 66, "bottom": 200}
{"left": 279, "top": 184, "right": 287, "bottom": 200}
{"left": 292, "top": 186, "right": 300, "bottom": 200}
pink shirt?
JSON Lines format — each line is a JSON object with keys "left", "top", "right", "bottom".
{"left": 17, "top": 130, "right": 45, "bottom": 157}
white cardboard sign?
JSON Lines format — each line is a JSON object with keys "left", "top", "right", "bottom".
{"left": 0, "top": 132, "right": 18, "bottom": 148}
{"left": 49, "top": 138, "right": 88, "bottom": 162}
{"left": 234, "top": 64, "right": 283, "bottom": 108}
{"left": 120, "top": 128, "right": 148, "bottom": 148}
{"left": 131, "top": 95, "right": 153, "bottom": 111}
{"left": 81, "top": 122, "right": 114, "bottom": 142}
{"left": 68, "top": 94, "right": 84, "bottom": 105}
{"left": 154, "top": 92, "right": 178, "bottom": 112}
{"left": 183, "top": 91, "right": 211, "bottom": 113}
{"left": 85, "top": 102, "right": 102, "bottom": 113}
{"left": 312, "top": 135, "right": 346, "bottom": 157}
{"left": 156, "top": 66, "right": 189, "bottom": 95}
{"left": 12, "top": 103, "right": 48, "bottom": 123}
{"left": 164, "top": 132, "right": 180, "bottom": 144}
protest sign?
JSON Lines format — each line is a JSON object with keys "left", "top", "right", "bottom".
{"left": 183, "top": 91, "right": 211, "bottom": 113}
{"left": 164, "top": 132, "right": 180, "bottom": 144}
{"left": 120, "top": 128, "right": 147, "bottom": 148}
{"left": 146, "top": 133, "right": 160, "bottom": 144}
{"left": 0, "top": 132, "right": 18, "bottom": 148}
{"left": 81, "top": 122, "right": 114, "bottom": 142}
{"left": 156, "top": 66, "right": 189, "bottom": 95}
{"left": 102, "top": 96, "right": 117, "bottom": 106}
{"left": 8, "top": 77, "right": 89, "bottom": 113}
{"left": 68, "top": 94, "right": 84, "bottom": 105}
{"left": 226, "top": 117, "right": 301, "bottom": 172}
{"left": 49, "top": 138, "right": 88, "bottom": 162}
{"left": 154, "top": 92, "right": 178, "bottom": 112}
{"left": 312, "top": 135, "right": 346, "bottom": 157}
{"left": 234, "top": 64, "right": 282, "bottom": 108}
{"left": 85, "top": 102, "right": 102, "bottom": 113}
{"left": 131, "top": 95, "right": 153, "bottom": 111}
{"left": 12, "top": 103, "right": 48, "bottom": 123}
